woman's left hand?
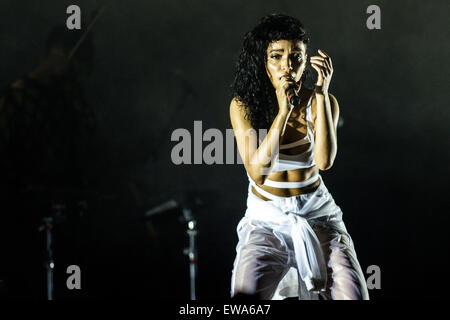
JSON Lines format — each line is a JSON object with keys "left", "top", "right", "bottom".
{"left": 310, "top": 49, "right": 333, "bottom": 94}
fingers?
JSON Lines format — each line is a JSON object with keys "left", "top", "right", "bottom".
{"left": 310, "top": 63, "right": 323, "bottom": 76}
{"left": 278, "top": 75, "right": 295, "bottom": 91}
{"left": 312, "top": 50, "right": 333, "bottom": 69}
{"left": 310, "top": 63, "right": 325, "bottom": 80}
{"left": 310, "top": 62, "right": 329, "bottom": 78}
{"left": 312, "top": 58, "right": 329, "bottom": 68}
{"left": 311, "top": 62, "right": 329, "bottom": 88}
{"left": 310, "top": 58, "right": 327, "bottom": 68}
{"left": 311, "top": 62, "right": 330, "bottom": 75}
{"left": 310, "top": 57, "right": 332, "bottom": 70}
{"left": 310, "top": 49, "right": 333, "bottom": 79}
{"left": 318, "top": 49, "right": 333, "bottom": 68}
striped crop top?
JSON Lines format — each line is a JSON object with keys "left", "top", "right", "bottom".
{"left": 247, "top": 94, "right": 319, "bottom": 191}
{"left": 274, "top": 94, "right": 315, "bottom": 171}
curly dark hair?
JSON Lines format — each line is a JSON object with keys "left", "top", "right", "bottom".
{"left": 231, "top": 13, "right": 311, "bottom": 130}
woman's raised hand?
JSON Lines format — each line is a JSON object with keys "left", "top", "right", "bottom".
{"left": 310, "top": 49, "right": 333, "bottom": 94}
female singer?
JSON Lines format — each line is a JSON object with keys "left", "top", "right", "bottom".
{"left": 229, "top": 13, "right": 369, "bottom": 300}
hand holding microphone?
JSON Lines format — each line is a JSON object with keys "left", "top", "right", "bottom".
{"left": 276, "top": 74, "right": 301, "bottom": 115}
{"left": 286, "top": 86, "right": 300, "bottom": 106}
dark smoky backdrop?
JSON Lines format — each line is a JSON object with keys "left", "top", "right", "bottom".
{"left": 0, "top": 0, "right": 448, "bottom": 300}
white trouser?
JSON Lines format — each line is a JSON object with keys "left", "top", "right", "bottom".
{"left": 230, "top": 178, "right": 369, "bottom": 300}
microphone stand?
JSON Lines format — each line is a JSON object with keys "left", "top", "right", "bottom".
{"left": 38, "top": 202, "right": 66, "bottom": 300}
{"left": 182, "top": 207, "right": 197, "bottom": 300}
{"left": 144, "top": 193, "right": 199, "bottom": 300}
{"left": 39, "top": 217, "right": 55, "bottom": 300}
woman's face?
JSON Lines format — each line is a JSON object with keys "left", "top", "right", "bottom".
{"left": 265, "top": 40, "right": 307, "bottom": 91}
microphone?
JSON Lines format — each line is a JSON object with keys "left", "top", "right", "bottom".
{"left": 286, "top": 86, "right": 300, "bottom": 106}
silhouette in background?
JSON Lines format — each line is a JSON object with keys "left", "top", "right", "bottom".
{"left": 0, "top": 25, "right": 98, "bottom": 299}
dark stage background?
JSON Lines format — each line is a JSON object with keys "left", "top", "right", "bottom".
{"left": 0, "top": 0, "right": 448, "bottom": 300}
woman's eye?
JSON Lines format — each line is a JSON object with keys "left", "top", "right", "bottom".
{"left": 292, "top": 54, "right": 303, "bottom": 61}
{"left": 270, "top": 55, "right": 281, "bottom": 60}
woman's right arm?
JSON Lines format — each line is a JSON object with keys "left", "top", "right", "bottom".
{"left": 230, "top": 99, "right": 291, "bottom": 185}
{"left": 230, "top": 75, "right": 296, "bottom": 184}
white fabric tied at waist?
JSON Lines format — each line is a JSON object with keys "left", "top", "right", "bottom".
{"left": 287, "top": 213, "right": 327, "bottom": 292}
{"left": 244, "top": 191, "right": 329, "bottom": 293}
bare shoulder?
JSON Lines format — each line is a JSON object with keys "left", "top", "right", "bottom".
{"left": 328, "top": 93, "right": 340, "bottom": 129}
{"left": 229, "top": 97, "right": 259, "bottom": 174}
{"left": 229, "top": 97, "right": 252, "bottom": 130}
{"left": 328, "top": 93, "right": 339, "bottom": 110}
{"left": 229, "top": 97, "right": 246, "bottom": 116}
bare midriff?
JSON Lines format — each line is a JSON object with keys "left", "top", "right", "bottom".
{"left": 251, "top": 87, "right": 320, "bottom": 201}
{"left": 251, "top": 165, "right": 321, "bottom": 201}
